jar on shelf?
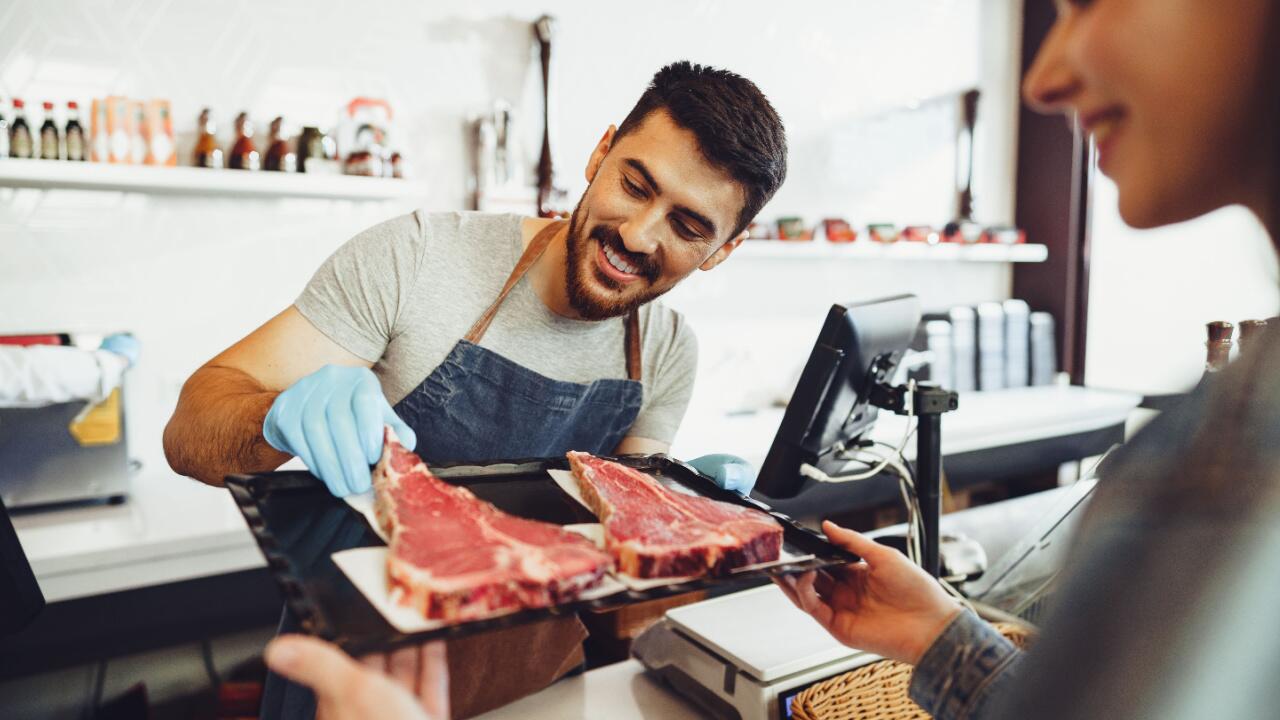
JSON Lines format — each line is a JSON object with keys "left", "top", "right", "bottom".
{"left": 343, "top": 149, "right": 380, "bottom": 177}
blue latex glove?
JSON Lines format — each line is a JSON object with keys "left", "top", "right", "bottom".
{"left": 687, "top": 453, "right": 758, "bottom": 495}
{"left": 99, "top": 333, "right": 140, "bottom": 368}
{"left": 263, "top": 365, "right": 417, "bottom": 497}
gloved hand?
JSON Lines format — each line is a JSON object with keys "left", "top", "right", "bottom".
{"left": 100, "top": 333, "right": 140, "bottom": 369}
{"left": 687, "top": 453, "right": 758, "bottom": 495}
{"left": 263, "top": 365, "right": 417, "bottom": 497}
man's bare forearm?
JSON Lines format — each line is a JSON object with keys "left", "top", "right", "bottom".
{"left": 163, "top": 365, "right": 292, "bottom": 486}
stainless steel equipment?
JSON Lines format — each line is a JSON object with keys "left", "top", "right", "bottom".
{"left": 470, "top": 101, "right": 537, "bottom": 214}
{"left": 0, "top": 334, "right": 132, "bottom": 509}
{"left": 0, "top": 397, "right": 131, "bottom": 509}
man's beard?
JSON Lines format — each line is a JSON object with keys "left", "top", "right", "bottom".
{"left": 563, "top": 198, "right": 665, "bottom": 321}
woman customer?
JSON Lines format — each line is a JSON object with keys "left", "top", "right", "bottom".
{"left": 778, "top": 0, "right": 1280, "bottom": 718}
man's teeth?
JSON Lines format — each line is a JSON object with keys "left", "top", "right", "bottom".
{"left": 604, "top": 245, "right": 640, "bottom": 275}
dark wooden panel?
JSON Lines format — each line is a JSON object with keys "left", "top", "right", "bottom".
{"left": 1013, "top": 2, "right": 1093, "bottom": 384}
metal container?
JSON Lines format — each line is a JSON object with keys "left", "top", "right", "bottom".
{"left": 0, "top": 394, "right": 130, "bottom": 509}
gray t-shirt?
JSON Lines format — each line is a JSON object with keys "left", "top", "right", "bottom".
{"left": 294, "top": 210, "right": 698, "bottom": 444}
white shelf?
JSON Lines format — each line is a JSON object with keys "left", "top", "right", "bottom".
{"left": 734, "top": 240, "right": 1048, "bottom": 263}
{"left": 0, "top": 157, "right": 428, "bottom": 201}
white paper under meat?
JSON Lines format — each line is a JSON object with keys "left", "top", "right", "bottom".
{"left": 545, "top": 469, "right": 815, "bottom": 588}
{"left": 332, "top": 546, "right": 452, "bottom": 633}
{"left": 331, "top": 542, "right": 627, "bottom": 634}
{"left": 334, "top": 494, "right": 626, "bottom": 632}
{"left": 344, "top": 490, "right": 385, "bottom": 541}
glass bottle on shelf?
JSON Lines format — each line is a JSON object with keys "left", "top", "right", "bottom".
{"left": 1238, "top": 320, "right": 1268, "bottom": 355}
{"left": 10, "top": 99, "right": 33, "bottom": 159}
{"left": 40, "top": 102, "right": 60, "bottom": 160}
{"left": 296, "top": 126, "right": 317, "bottom": 173}
{"left": 263, "top": 116, "right": 294, "bottom": 172}
{"left": 228, "top": 111, "right": 259, "bottom": 170}
{"left": 1204, "top": 321, "right": 1234, "bottom": 373}
{"left": 296, "top": 126, "right": 336, "bottom": 174}
{"left": 64, "top": 102, "right": 85, "bottom": 161}
{"left": 194, "top": 108, "right": 223, "bottom": 168}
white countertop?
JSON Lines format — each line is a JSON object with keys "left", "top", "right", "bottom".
{"left": 13, "top": 385, "right": 1139, "bottom": 604}
{"left": 474, "top": 659, "right": 703, "bottom": 720}
{"left": 11, "top": 465, "right": 263, "bottom": 602}
{"left": 671, "top": 385, "right": 1141, "bottom": 468}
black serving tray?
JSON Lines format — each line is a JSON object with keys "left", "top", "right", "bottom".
{"left": 225, "top": 454, "right": 857, "bottom": 655}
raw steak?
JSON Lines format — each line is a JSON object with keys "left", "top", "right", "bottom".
{"left": 566, "top": 452, "right": 784, "bottom": 578}
{"left": 373, "top": 429, "right": 612, "bottom": 622}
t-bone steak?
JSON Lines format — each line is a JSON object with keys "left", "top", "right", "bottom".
{"left": 372, "top": 429, "right": 612, "bottom": 622}
{"left": 566, "top": 451, "right": 784, "bottom": 578}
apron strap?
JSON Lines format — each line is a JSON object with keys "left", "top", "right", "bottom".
{"left": 464, "top": 220, "right": 565, "bottom": 344}
{"left": 464, "top": 219, "right": 644, "bottom": 383}
{"left": 624, "top": 308, "right": 642, "bottom": 382}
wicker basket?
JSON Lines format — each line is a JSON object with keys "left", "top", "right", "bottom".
{"left": 789, "top": 621, "right": 1035, "bottom": 720}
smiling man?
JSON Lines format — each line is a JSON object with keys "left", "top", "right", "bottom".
{"left": 163, "top": 61, "right": 786, "bottom": 719}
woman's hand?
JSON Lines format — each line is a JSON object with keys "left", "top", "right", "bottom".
{"left": 775, "top": 520, "right": 963, "bottom": 665}
{"left": 265, "top": 635, "right": 449, "bottom": 720}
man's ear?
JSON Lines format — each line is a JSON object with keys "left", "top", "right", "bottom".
{"left": 700, "top": 230, "right": 748, "bottom": 271}
{"left": 585, "top": 125, "right": 617, "bottom": 183}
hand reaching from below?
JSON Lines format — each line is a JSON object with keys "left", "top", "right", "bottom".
{"left": 265, "top": 635, "right": 448, "bottom": 720}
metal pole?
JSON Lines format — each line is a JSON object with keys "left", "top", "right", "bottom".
{"left": 916, "top": 412, "right": 943, "bottom": 578}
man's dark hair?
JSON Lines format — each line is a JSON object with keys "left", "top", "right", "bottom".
{"left": 615, "top": 61, "right": 787, "bottom": 238}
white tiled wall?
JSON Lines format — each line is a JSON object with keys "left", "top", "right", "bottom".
{"left": 0, "top": 0, "right": 1023, "bottom": 464}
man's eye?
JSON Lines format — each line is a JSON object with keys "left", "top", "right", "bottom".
{"left": 622, "top": 177, "right": 646, "bottom": 198}
{"left": 672, "top": 219, "right": 700, "bottom": 240}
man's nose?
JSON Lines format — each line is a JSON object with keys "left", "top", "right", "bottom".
{"left": 619, "top": 212, "right": 661, "bottom": 255}
{"left": 1023, "top": 18, "right": 1081, "bottom": 115}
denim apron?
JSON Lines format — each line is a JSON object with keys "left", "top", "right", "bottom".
{"left": 261, "top": 220, "right": 644, "bottom": 719}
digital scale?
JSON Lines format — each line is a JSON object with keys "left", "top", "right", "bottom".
{"left": 632, "top": 585, "right": 881, "bottom": 720}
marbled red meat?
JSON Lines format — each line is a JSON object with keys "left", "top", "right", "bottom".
{"left": 373, "top": 429, "right": 611, "bottom": 621}
{"left": 566, "top": 452, "right": 783, "bottom": 578}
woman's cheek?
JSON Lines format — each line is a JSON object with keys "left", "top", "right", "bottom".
{"left": 1067, "top": 5, "right": 1127, "bottom": 98}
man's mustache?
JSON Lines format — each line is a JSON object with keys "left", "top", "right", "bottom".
{"left": 588, "top": 225, "right": 659, "bottom": 281}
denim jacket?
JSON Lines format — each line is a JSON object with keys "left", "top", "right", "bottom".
{"left": 908, "top": 611, "right": 1022, "bottom": 719}
{"left": 905, "top": 323, "right": 1280, "bottom": 719}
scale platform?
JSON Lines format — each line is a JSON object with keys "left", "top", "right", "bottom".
{"left": 633, "top": 585, "right": 880, "bottom": 719}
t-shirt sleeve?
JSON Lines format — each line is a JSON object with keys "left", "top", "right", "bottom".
{"left": 628, "top": 315, "right": 698, "bottom": 445}
{"left": 294, "top": 212, "right": 427, "bottom": 363}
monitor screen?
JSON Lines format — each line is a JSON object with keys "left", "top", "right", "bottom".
{"left": 755, "top": 295, "right": 921, "bottom": 499}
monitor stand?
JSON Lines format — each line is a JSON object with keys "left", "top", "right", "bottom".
{"left": 868, "top": 381, "right": 958, "bottom": 577}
